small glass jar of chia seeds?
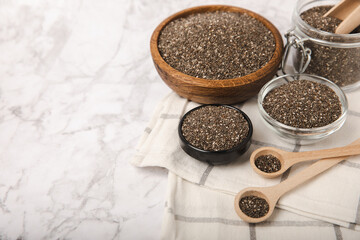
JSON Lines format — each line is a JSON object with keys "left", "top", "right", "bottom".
{"left": 283, "top": 0, "right": 360, "bottom": 91}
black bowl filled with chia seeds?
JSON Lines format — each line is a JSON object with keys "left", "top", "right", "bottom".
{"left": 258, "top": 74, "right": 348, "bottom": 144}
{"left": 178, "top": 105, "right": 253, "bottom": 165}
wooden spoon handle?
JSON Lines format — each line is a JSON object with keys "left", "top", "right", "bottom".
{"left": 269, "top": 138, "right": 360, "bottom": 199}
{"left": 324, "top": 0, "right": 352, "bottom": 18}
{"left": 335, "top": 5, "right": 360, "bottom": 34}
{"left": 285, "top": 143, "right": 360, "bottom": 164}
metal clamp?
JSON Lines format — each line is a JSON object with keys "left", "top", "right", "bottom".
{"left": 281, "top": 29, "right": 312, "bottom": 75}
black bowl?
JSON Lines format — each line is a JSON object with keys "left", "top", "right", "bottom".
{"left": 178, "top": 104, "right": 253, "bottom": 165}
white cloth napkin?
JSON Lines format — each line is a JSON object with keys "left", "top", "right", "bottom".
{"left": 132, "top": 76, "right": 360, "bottom": 229}
{"left": 162, "top": 172, "right": 360, "bottom": 239}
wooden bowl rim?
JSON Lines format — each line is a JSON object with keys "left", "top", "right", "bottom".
{"left": 150, "top": 5, "right": 284, "bottom": 88}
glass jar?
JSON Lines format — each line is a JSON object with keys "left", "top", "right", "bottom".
{"left": 283, "top": 0, "right": 360, "bottom": 91}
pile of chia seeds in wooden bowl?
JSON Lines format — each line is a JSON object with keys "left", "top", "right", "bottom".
{"left": 262, "top": 80, "right": 342, "bottom": 128}
{"left": 181, "top": 105, "right": 249, "bottom": 151}
{"left": 299, "top": 6, "right": 360, "bottom": 88}
{"left": 158, "top": 11, "right": 276, "bottom": 80}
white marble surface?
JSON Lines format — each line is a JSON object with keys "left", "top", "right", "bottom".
{"left": 0, "top": 0, "right": 297, "bottom": 239}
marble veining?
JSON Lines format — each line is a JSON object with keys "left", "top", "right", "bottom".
{"left": 0, "top": 0, "right": 297, "bottom": 239}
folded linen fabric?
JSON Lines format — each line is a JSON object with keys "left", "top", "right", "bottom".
{"left": 132, "top": 77, "right": 360, "bottom": 229}
{"left": 161, "top": 172, "right": 360, "bottom": 240}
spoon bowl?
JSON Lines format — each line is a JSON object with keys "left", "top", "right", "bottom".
{"left": 250, "top": 147, "right": 289, "bottom": 178}
{"left": 234, "top": 188, "right": 276, "bottom": 223}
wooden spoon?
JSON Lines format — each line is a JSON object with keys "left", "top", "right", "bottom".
{"left": 324, "top": 0, "right": 360, "bottom": 34}
{"left": 234, "top": 138, "right": 360, "bottom": 223}
{"left": 250, "top": 141, "right": 360, "bottom": 178}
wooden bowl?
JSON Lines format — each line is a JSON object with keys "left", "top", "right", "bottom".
{"left": 150, "top": 5, "right": 284, "bottom": 104}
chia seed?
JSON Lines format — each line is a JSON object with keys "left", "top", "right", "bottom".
{"left": 158, "top": 11, "right": 276, "bottom": 80}
{"left": 181, "top": 105, "right": 249, "bottom": 151}
{"left": 299, "top": 6, "right": 360, "bottom": 87}
{"left": 239, "top": 195, "right": 269, "bottom": 218}
{"left": 255, "top": 154, "right": 281, "bottom": 173}
{"left": 262, "top": 80, "right": 342, "bottom": 128}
